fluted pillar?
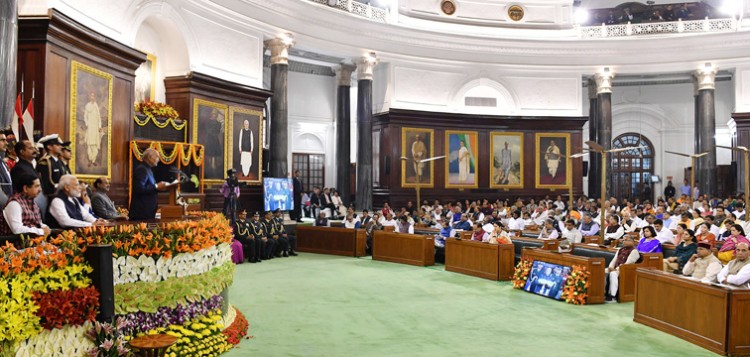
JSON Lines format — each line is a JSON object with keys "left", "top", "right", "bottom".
{"left": 595, "top": 68, "right": 615, "bottom": 198}
{"left": 335, "top": 63, "right": 356, "bottom": 207}
{"left": 265, "top": 35, "right": 294, "bottom": 178}
{"left": 0, "top": 0, "right": 17, "bottom": 129}
{"left": 354, "top": 53, "right": 378, "bottom": 211}
{"left": 695, "top": 64, "right": 718, "bottom": 198}
{"left": 588, "top": 78, "right": 599, "bottom": 199}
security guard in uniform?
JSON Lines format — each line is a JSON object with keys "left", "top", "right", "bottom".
{"left": 235, "top": 210, "right": 261, "bottom": 263}
{"left": 254, "top": 211, "right": 276, "bottom": 260}
{"left": 36, "top": 134, "right": 66, "bottom": 195}
{"left": 273, "top": 208, "right": 298, "bottom": 256}
{"left": 60, "top": 141, "right": 73, "bottom": 175}
{"left": 263, "top": 210, "right": 288, "bottom": 257}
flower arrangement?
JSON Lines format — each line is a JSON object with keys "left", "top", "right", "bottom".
{"left": 511, "top": 258, "right": 534, "bottom": 289}
{"left": 114, "top": 262, "right": 234, "bottom": 314}
{"left": 13, "top": 323, "right": 95, "bottom": 357}
{"left": 85, "top": 318, "right": 132, "bottom": 357}
{"left": 137, "top": 309, "right": 232, "bottom": 357}
{"left": 561, "top": 265, "right": 590, "bottom": 305}
{"left": 113, "top": 244, "right": 231, "bottom": 285}
{"left": 118, "top": 295, "right": 223, "bottom": 336}
{"left": 33, "top": 286, "right": 100, "bottom": 330}
{"left": 221, "top": 308, "right": 249, "bottom": 345}
{"left": 134, "top": 101, "right": 180, "bottom": 122}
{"left": 0, "top": 275, "right": 40, "bottom": 356}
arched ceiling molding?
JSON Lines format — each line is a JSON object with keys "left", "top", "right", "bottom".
{"left": 221, "top": 0, "right": 750, "bottom": 72}
{"left": 293, "top": 133, "right": 326, "bottom": 153}
{"left": 122, "top": 0, "right": 200, "bottom": 72}
{"left": 451, "top": 77, "right": 519, "bottom": 115}
{"left": 612, "top": 103, "right": 676, "bottom": 132}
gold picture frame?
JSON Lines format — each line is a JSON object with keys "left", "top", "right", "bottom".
{"left": 69, "top": 61, "right": 113, "bottom": 180}
{"left": 228, "top": 106, "right": 264, "bottom": 185}
{"left": 535, "top": 133, "right": 571, "bottom": 189}
{"left": 401, "top": 127, "right": 435, "bottom": 188}
{"left": 490, "top": 132, "right": 524, "bottom": 189}
{"left": 445, "top": 130, "right": 479, "bottom": 189}
{"left": 192, "top": 98, "right": 229, "bottom": 183}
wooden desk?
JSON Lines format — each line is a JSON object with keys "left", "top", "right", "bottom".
{"left": 522, "top": 248, "right": 606, "bottom": 304}
{"left": 514, "top": 236, "right": 559, "bottom": 251}
{"left": 295, "top": 226, "right": 366, "bottom": 257}
{"left": 618, "top": 253, "right": 662, "bottom": 302}
{"left": 445, "top": 239, "right": 514, "bottom": 281}
{"left": 373, "top": 230, "right": 434, "bottom": 267}
{"left": 634, "top": 269, "right": 732, "bottom": 355}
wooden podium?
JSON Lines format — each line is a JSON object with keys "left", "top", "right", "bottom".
{"left": 160, "top": 180, "right": 184, "bottom": 219}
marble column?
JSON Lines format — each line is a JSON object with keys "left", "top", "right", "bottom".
{"left": 335, "top": 63, "right": 356, "bottom": 207}
{"left": 354, "top": 53, "right": 378, "bottom": 211}
{"left": 694, "top": 79, "right": 700, "bottom": 161}
{"left": 588, "top": 78, "right": 600, "bottom": 199}
{"left": 595, "top": 69, "right": 614, "bottom": 199}
{"left": 265, "top": 35, "right": 294, "bottom": 178}
{"left": 0, "top": 0, "right": 17, "bottom": 129}
{"left": 695, "top": 65, "right": 718, "bottom": 198}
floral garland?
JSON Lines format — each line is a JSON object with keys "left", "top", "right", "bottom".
{"left": 134, "top": 101, "right": 184, "bottom": 126}
{"left": 117, "top": 295, "right": 223, "bottom": 337}
{"left": 0, "top": 240, "right": 83, "bottom": 276}
{"left": 222, "top": 308, "right": 249, "bottom": 346}
{"left": 85, "top": 318, "right": 132, "bottom": 357}
{"left": 32, "top": 286, "right": 99, "bottom": 330}
{"left": 13, "top": 322, "right": 95, "bottom": 357}
{"left": 133, "top": 309, "right": 232, "bottom": 357}
{"left": 130, "top": 141, "right": 204, "bottom": 166}
{"left": 114, "top": 262, "right": 234, "bottom": 314}
{"left": 511, "top": 258, "right": 534, "bottom": 289}
{"left": 113, "top": 244, "right": 231, "bottom": 285}
{"left": 561, "top": 265, "right": 590, "bottom": 305}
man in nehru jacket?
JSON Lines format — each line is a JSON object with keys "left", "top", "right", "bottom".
{"left": 717, "top": 242, "right": 750, "bottom": 288}
{"left": 683, "top": 241, "right": 723, "bottom": 283}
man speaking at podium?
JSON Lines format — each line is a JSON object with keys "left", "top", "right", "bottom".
{"left": 130, "top": 148, "right": 169, "bottom": 220}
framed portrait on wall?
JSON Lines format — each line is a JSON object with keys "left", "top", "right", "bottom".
{"left": 401, "top": 127, "right": 435, "bottom": 188}
{"left": 490, "top": 132, "right": 524, "bottom": 189}
{"left": 228, "top": 106, "right": 263, "bottom": 185}
{"left": 192, "top": 99, "right": 228, "bottom": 182}
{"left": 535, "top": 133, "right": 571, "bottom": 189}
{"left": 69, "top": 61, "right": 113, "bottom": 180}
{"left": 445, "top": 130, "right": 478, "bottom": 189}
{"left": 134, "top": 53, "right": 156, "bottom": 103}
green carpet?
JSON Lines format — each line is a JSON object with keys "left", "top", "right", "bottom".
{"left": 225, "top": 254, "right": 714, "bottom": 357}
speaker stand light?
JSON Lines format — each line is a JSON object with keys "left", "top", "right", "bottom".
{"left": 665, "top": 151, "right": 709, "bottom": 207}
{"left": 400, "top": 155, "right": 445, "bottom": 216}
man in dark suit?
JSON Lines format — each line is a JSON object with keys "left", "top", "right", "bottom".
{"left": 310, "top": 186, "right": 321, "bottom": 218}
{"left": 10, "top": 140, "right": 39, "bottom": 192}
{"left": 91, "top": 177, "right": 127, "bottom": 220}
{"left": 36, "top": 134, "right": 66, "bottom": 196}
{"left": 0, "top": 132, "right": 13, "bottom": 198}
{"left": 292, "top": 170, "right": 303, "bottom": 222}
{"left": 129, "top": 148, "right": 168, "bottom": 220}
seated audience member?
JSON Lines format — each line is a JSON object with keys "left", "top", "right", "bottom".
{"left": 48, "top": 175, "right": 104, "bottom": 228}
{"left": 621, "top": 212, "right": 638, "bottom": 233}
{"left": 683, "top": 242, "right": 723, "bottom": 283}
{"left": 561, "top": 219, "right": 582, "bottom": 244}
{"left": 717, "top": 242, "right": 750, "bottom": 288}
{"left": 232, "top": 211, "right": 251, "bottom": 264}
{"left": 522, "top": 212, "right": 534, "bottom": 227}
{"left": 719, "top": 219, "right": 734, "bottom": 241}
{"left": 90, "top": 177, "right": 127, "bottom": 220}
{"left": 434, "top": 220, "right": 453, "bottom": 248}
{"left": 395, "top": 215, "right": 414, "bottom": 234}
{"left": 250, "top": 210, "right": 274, "bottom": 261}
{"left": 507, "top": 210, "right": 525, "bottom": 231}
{"left": 605, "top": 235, "right": 640, "bottom": 302}
{"left": 364, "top": 212, "right": 381, "bottom": 254}
{"left": 674, "top": 223, "right": 687, "bottom": 245}
{"left": 663, "top": 229, "right": 697, "bottom": 272}
{"left": 0, "top": 174, "right": 50, "bottom": 237}
{"left": 471, "top": 222, "right": 488, "bottom": 242}
{"left": 704, "top": 215, "right": 721, "bottom": 237}
{"left": 604, "top": 215, "right": 624, "bottom": 246}
{"left": 653, "top": 219, "right": 675, "bottom": 245}
{"left": 274, "top": 209, "right": 297, "bottom": 256}
{"left": 314, "top": 212, "right": 330, "bottom": 227}
{"left": 637, "top": 226, "right": 662, "bottom": 253}
{"left": 360, "top": 209, "right": 372, "bottom": 226}
{"left": 718, "top": 224, "right": 750, "bottom": 264}
{"left": 733, "top": 204, "right": 746, "bottom": 220}
{"left": 579, "top": 213, "right": 600, "bottom": 237}
{"left": 262, "top": 210, "right": 289, "bottom": 258}
{"left": 453, "top": 214, "right": 472, "bottom": 231}
{"left": 695, "top": 222, "right": 716, "bottom": 248}
{"left": 488, "top": 223, "right": 512, "bottom": 244}
{"left": 381, "top": 213, "right": 398, "bottom": 229}
{"left": 538, "top": 219, "right": 559, "bottom": 240}
{"left": 343, "top": 213, "right": 361, "bottom": 229}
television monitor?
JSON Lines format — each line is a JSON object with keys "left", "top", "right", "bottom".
{"left": 263, "top": 178, "right": 294, "bottom": 212}
{"left": 523, "top": 261, "right": 571, "bottom": 300}
{"left": 650, "top": 175, "right": 661, "bottom": 183}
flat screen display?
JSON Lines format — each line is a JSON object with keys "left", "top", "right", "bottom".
{"left": 263, "top": 178, "right": 294, "bottom": 212}
{"left": 523, "top": 261, "right": 571, "bottom": 300}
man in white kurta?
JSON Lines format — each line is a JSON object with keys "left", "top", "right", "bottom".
{"left": 458, "top": 140, "right": 470, "bottom": 182}
{"left": 717, "top": 242, "right": 750, "bottom": 288}
{"left": 545, "top": 140, "right": 561, "bottom": 179}
{"left": 84, "top": 91, "right": 102, "bottom": 165}
{"left": 238, "top": 120, "right": 254, "bottom": 176}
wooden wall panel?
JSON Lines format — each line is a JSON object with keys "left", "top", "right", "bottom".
{"left": 372, "top": 109, "right": 587, "bottom": 209}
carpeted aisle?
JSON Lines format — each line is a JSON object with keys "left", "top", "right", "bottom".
{"left": 225, "top": 253, "right": 713, "bottom": 357}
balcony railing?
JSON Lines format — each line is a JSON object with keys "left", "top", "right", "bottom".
{"left": 308, "top": 0, "right": 390, "bottom": 23}
{"left": 578, "top": 17, "right": 737, "bottom": 38}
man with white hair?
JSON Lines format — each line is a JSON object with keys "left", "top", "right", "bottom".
{"left": 130, "top": 148, "right": 169, "bottom": 220}
{"left": 717, "top": 242, "right": 750, "bottom": 288}
{"left": 48, "top": 174, "right": 105, "bottom": 228}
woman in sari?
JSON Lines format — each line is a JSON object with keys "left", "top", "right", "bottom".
{"left": 718, "top": 224, "right": 750, "bottom": 264}
{"left": 637, "top": 226, "right": 662, "bottom": 253}
{"left": 663, "top": 229, "right": 697, "bottom": 272}
{"left": 695, "top": 222, "right": 717, "bottom": 249}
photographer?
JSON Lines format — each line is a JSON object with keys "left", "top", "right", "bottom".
{"left": 221, "top": 169, "right": 241, "bottom": 224}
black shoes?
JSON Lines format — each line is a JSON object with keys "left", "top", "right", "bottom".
{"left": 289, "top": 251, "right": 298, "bottom": 256}
{"left": 283, "top": 251, "right": 289, "bottom": 257}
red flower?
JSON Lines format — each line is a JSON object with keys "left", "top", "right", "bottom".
{"left": 32, "top": 286, "right": 100, "bottom": 329}
{"left": 222, "top": 309, "right": 250, "bottom": 345}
